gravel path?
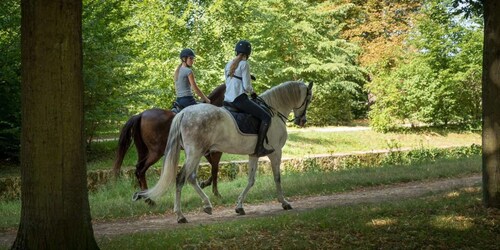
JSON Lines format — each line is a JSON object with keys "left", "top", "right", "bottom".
{"left": 0, "top": 174, "right": 481, "bottom": 246}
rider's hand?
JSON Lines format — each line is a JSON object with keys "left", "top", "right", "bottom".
{"left": 251, "top": 92, "right": 258, "bottom": 99}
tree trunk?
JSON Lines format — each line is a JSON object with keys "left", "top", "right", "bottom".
{"left": 482, "top": 0, "right": 500, "bottom": 208}
{"left": 12, "top": 0, "right": 99, "bottom": 249}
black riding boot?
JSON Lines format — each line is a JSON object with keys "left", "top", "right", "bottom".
{"left": 254, "top": 121, "right": 275, "bottom": 157}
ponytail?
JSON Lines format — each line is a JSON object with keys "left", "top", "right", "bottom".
{"left": 174, "top": 62, "right": 183, "bottom": 81}
{"left": 229, "top": 54, "right": 245, "bottom": 78}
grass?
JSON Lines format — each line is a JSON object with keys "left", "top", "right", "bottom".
{"left": 0, "top": 155, "right": 481, "bottom": 230}
{"left": 0, "top": 126, "right": 485, "bottom": 248}
{"left": 97, "top": 185, "right": 499, "bottom": 250}
{"left": 82, "top": 126, "right": 480, "bottom": 173}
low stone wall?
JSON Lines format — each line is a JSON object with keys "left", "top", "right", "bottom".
{"left": 0, "top": 145, "right": 480, "bottom": 200}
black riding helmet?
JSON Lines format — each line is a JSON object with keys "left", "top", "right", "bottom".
{"left": 235, "top": 40, "right": 251, "bottom": 56}
{"left": 180, "top": 48, "right": 195, "bottom": 59}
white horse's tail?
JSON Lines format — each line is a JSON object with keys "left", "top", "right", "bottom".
{"left": 137, "top": 112, "right": 184, "bottom": 201}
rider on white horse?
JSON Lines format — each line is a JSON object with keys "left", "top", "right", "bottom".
{"left": 224, "top": 40, "right": 274, "bottom": 157}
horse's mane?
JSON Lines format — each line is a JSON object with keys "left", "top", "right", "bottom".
{"left": 261, "top": 81, "right": 305, "bottom": 110}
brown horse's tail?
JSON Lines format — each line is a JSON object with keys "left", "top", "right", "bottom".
{"left": 113, "top": 114, "right": 142, "bottom": 177}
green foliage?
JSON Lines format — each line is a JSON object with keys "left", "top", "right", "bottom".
{"left": 0, "top": 0, "right": 20, "bottom": 160}
{"left": 115, "top": 0, "right": 369, "bottom": 126}
{"left": 368, "top": 57, "right": 438, "bottom": 130}
{"left": 83, "top": 0, "right": 142, "bottom": 145}
{"left": 0, "top": 0, "right": 485, "bottom": 159}
{"left": 250, "top": 1, "right": 368, "bottom": 125}
{"left": 382, "top": 144, "right": 481, "bottom": 166}
{"left": 367, "top": 0, "right": 483, "bottom": 131}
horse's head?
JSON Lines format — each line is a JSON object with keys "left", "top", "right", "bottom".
{"left": 292, "top": 82, "right": 313, "bottom": 127}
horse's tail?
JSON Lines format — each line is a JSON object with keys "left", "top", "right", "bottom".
{"left": 141, "top": 111, "right": 184, "bottom": 200}
{"left": 113, "top": 114, "right": 142, "bottom": 177}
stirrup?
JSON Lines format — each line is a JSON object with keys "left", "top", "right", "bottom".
{"left": 253, "top": 148, "right": 275, "bottom": 157}
{"left": 171, "top": 101, "right": 185, "bottom": 114}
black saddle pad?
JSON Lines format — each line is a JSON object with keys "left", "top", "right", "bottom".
{"left": 225, "top": 108, "right": 260, "bottom": 134}
{"left": 224, "top": 98, "right": 273, "bottom": 134}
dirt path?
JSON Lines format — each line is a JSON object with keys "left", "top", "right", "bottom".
{"left": 0, "top": 174, "right": 481, "bottom": 246}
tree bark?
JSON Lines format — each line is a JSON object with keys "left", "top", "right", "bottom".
{"left": 12, "top": 0, "right": 99, "bottom": 249}
{"left": 482, "top": 0, "right": 500, "bottom": 208}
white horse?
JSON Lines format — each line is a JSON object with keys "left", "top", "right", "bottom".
{"left": 135, "top": 81, "right": 313, "bottom": 223}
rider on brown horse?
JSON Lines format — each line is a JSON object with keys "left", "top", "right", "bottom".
{"left": 173, "top": 48, "right": 211, "bottom": 111}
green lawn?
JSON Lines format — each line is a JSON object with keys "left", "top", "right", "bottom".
{"left": 85, "top": 126, "right": 481, "bottom": 172}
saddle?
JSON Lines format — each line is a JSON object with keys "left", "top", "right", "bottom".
{"left": 171, "top": 101, "right": 184, "bottom": 114}
{"left": 223, "top": 98, "right": 273, "bottom": 135}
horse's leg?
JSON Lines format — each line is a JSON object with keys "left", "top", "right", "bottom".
{"left": 138, "top": 152, "right": 163, "bottom": 206}
{"left": 184, "top": 153, "right": 213, "bottom": 213}
{"left": 199, "top": 154, "right": 213, "bottom": 189}
{"left": 174, "top": 152, "right": 211, "bottom": 223}
{"left": 134, "top": 146, "right": 157, "bottom": 205}
{"left": 235, "top": 156, "right": 259, "bottom": 215}
{"left": 134, "top": 158, "right": 147, "bottom": 190}
{"left": 175, "top": 164, "right": 188, "bottom": 223}
{"left": 199, "top": 176, "right": 213, "bottom": 189}
{"left": 268, "top": 151, "right": 292, "bottom": 210}
{"left": 201, "top": 151, "right": 222, "bottom": 198}
{"left": 186, "top": 169, "right": 213, "bottom": 215}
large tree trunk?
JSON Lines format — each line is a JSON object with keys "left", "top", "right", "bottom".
{"left": 482, "top": 0, "right": 500, "bottom": 208}
{"left": 12, "top": 0, "right": 99, "bottom": 249}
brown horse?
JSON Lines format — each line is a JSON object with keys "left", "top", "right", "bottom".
{"left": 113, "top": 84, "right": 226, "bottom": 204}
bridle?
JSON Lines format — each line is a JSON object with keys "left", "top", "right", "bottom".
{"left": 253, "top": 83, "right": 312, "bottom": 124}
{"left": 292, "top": 86, "right": 312, "bottom": 124}
{"left": 276, "top": 86, "right": 312, "bottom": 124}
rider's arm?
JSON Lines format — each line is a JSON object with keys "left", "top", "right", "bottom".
{"left": 188, "top": 72, "right": 211, "bottom": 103}
{"left": 240, "top": 61, "right": 254, "bottom": 95}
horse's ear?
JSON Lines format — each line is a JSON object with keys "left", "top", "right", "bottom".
{"left": 308, "top": 81, "right": 313, "bottom": 90}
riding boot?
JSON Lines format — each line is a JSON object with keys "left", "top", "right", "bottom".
{"left": 254, "top": 121, "right": 275, "bottom": 157}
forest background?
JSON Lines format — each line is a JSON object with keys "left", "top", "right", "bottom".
{"left": 0, "top": 0, "right": 483, "bottom": 160}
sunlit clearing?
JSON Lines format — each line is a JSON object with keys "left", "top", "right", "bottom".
{"left": 463, "top": 187, "right": 480, "bottom": 193}
{"left": 431, "top": 215, "right": 473, "bottom": 230}
{"left": 446, "top": 187, "right": 480, "bottom": 199}
{"left": 368, "top": 218, "right": 397, "bottom": 227}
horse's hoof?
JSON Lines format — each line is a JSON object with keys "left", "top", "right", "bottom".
{"left": 235, "top": 207, "right": 246, "bottom": 215}
{"left": 283, "top": 204, "right": 293, "bottom": 210}
{"left": 204, "top": 207, "right": 212, "bottom": 215}
{"left": 178, "top": 217, "right": 188, "bottom": 224}
{"left": 132, "top": 192, "right": 142, "bottom": 201}
{"left": 145, "top": 198, "right": 156, "bottom": 206}
{"left": 200, "top": 182, "right": 209, "bottom": 189}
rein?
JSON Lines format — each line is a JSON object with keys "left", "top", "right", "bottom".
{"left": 252, "top": 96, "right": 288, "bottom": 123}
{"left": 294, "top": 86, "right": 312, "bottom": 122}
{"left": 253, "top": 96, "right": 275, "bottom": 116}
{"left": 254, "top": 85, "right": 311, "bottom": 124}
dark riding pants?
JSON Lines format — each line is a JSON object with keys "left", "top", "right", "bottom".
{"left": 176, "top": 96, "right": 197, "bottom": 108}
{"left": 229, "top": 94, "right": 271, "bottom": 123}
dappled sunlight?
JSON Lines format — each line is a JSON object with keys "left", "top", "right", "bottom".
{"left": 430, "top": 215, "right": 474, "bottom": 231}
{"left": 462, "top": 187, "right": 480, "bottom": 193}
{"left": 445, "top": 187, "right": 481, "bottom": 199}
{"left": 367, "top": 218, "right": 398, "bottom": 228}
